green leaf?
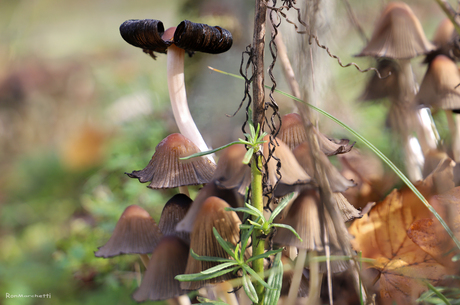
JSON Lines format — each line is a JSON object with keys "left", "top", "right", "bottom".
{"left": 213, "top": 227, "right": 237, "bottom": 259}
{"left": 175, "top": 266, "right": 239, "bottom": 282}
{"left": 246, "top": 248, "right": 284, "bottom": 263}
{"left": 240, "top": 225, "right": 254, "bottom": 254}
{"left": 196, "top": 297, "right": 229, "bottom": 305}
{"left": 242, "top": 147, "right": 254, "bottom": 164}
{"left": 190, "top": 249, "right": 234, "bottom": 263}
{"left": 269, "top": 193, "right": 294, "bottom": 223}
{"left": 200, "top": 262, "right": 239, "bottom": 275}
{"left": 244, "top": 202, "right": 265, "bottom": 220}
{"left": 225, "top": 207, "right": 260, "bottom": 217}
{"left": 179, "top": 141, "right": 241, "bottom": 160}
{"left": 271, "top": 223, "right": 303, "bottom": 242}
{"left": 264, "top": 252, "right": 283, "bottom": 305}
{"left": 249, "top": 122, "right": 256, "bottom": 140}
{"left": 242, "top": 268, "right": 259, "bottom": 303}
{"left": 242, "top": 265, "right": 272, "bottom": 289}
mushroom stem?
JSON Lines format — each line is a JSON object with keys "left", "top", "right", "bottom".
{"left": 445, "top": 110, "right": 460, "bottom": 162}
{"left": 167, "top": 44, "right": 214, "bottom": 163}
{"left": 139, "top": 254, "right": 150, "bottom": 268}
{"left": 178, "top": 186, "right": 190, "bottom": 197}
{"left": 285, "top": 248, "right": 307, "bottom": 305}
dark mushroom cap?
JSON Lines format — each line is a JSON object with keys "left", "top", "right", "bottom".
{"left": 159, "top": 193, "right": 193, "bottom": 244}
{"left": 359, "top": 59, "right": 401, "bottom": 101}
{"left": 95, "top": 205, "right": 163, "bottom": 257}
{"left": 415, "top": 55, "right": 460, "bottom": 111}
{"left": 120, "top": 19, "right": 232, "bottom": 56}
{"left": 126, "top": 133, "right": 216, "bottom": 189}
{"left": 132, "top": 236, "right": 189, "bottom": 301}
{"left": 356, "top": 2, "right": 435, "bottom": 59}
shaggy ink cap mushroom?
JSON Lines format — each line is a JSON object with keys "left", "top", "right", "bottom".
{"left": 120, "top": 19, "right": 232, "bottom": 156}
{"left": 95, "top": 205, "right": 163, "bottom": 257}
{"left": 126, "top": 133, "right": 216, "bottom": 189}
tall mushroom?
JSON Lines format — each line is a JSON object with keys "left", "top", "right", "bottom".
{"left": 356, "top": 2, "right": 436, "bottom": 181}
{"left": 120, "top": 19, "right": 233, "bottom": 161}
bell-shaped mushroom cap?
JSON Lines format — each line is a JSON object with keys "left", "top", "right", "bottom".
{"left": 212, "top": 144, "right": 251, "bottom": 195}
{"left": 263, "top": 136, "right": 312, "bottom": 195}
{"left": 181, "top": 196, "right": 245, "bottom": 290}
{"left": 176, "top": 180, "right": 244, "bottom": 233}
{"left": 273, "top": 190, "right": 347, "bottom": 273}
{"left": 433, "top": 18, "right": 455, "bottom": 52}
{"left": 159, "top": 193, "right": 193, "bottom": 244}
{"left": 95, "top": 205, "right": 163, "bottom": 257}
{"left": 359, "top": 59, "right": 401, "bottom": 101}
{"left": 126, "top": 133, "right": 216, "bottom": 189}
{"left": 333, "top": 192, "right": 362, "bottom": 222}
{"left": 415, "top": 55, "right": 460, "bottom": 111}
{"left": 132, "top": 236, "right": 189, "bottom": 302}
{"left": 357, "top": 2, "right": 435, "bottom": 59}
{"left": 278, "top": 113, "right": 354, "bottom": 154}
{"left": 293, "top": 142, "right": 356, "bottom": 192}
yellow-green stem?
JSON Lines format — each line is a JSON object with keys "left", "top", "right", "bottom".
{"left": 251, "top": 153, "right": 265, "bottom": 305}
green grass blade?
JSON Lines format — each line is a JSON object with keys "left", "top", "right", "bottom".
{"left": 180, "top": 141, "right": 242, "bottom": 160}
{"left": 175, "top": 266, "right": 239, "bottom": 282}
{"left": 271, "top": 223, "right": 303, "bottom": 242}
{"left": 423, "top": 282, "right": 452, "bottom": 305}
{"left": 207, "top": 66, "right": 460, "bottom": 251}
{"left": 246, "top": 248, "right": 284, "bottom": 263}
{"left": 191, "top": 248, "right": 235, "bottom": 263}
{"left": 200, "top": 262, "right": 239, "bottom": 275}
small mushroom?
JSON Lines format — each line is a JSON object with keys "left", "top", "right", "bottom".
{"left": 120, "top": 19, "right": 232, "bottom": 159}
{"left": 159, "top": 193, "right": 193, "bottom": 244}
{"left": 181, "top": 196, "right": 246, "bottom": 290}
{"left": 132, "top": 236, "right": 190, "bottom": 302}
{"left": 415, "top": 54, "right": 460, "bottom": 162}
{"left": 424, "top": 18, "right": 456, "bottom": 63}
{"left": 126, "top": 133, "right": 216, "bottom": 193}
{"left": 95, "top": 205, "right": 163, "bottom": 266}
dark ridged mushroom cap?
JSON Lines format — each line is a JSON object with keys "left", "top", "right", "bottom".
{"left": 359, "top": 59, "right": 401, "bottom": 101}
{"left": 132, "top": 236, "right": 189, "bottom": 301}
{"left": 95, "top": 205, "right": 163, "bottom": 257}
{"left": 212, "top": 144, "right": 251, "bottom": 195}
{"left": 181, "top": 196, "right": 246, "bottom": 290}
{"left": 126, "top": 133, "right": 216, "bottom": 189}
{"left": 159, "top": 193, "right": 193, "bottom": 244}
{"left": 356, "top": 2, "right": 435, "bottom": 59}
{"left": 120, "top": 19, "right": 232, "bottom": 57}
{"left": 415, "top": 55, "right": 460, "bottom": 111}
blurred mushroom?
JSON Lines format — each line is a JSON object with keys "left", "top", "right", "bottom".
{"left": 415, "top": 54, "right": 460, "bottom": 162}
{"left": 356, "top": 2, "right": 437, "bottom": 181}
{"left": 120, "top": 19, "right": 232, "bottom": 160}
{"left": 132, "top": 236, "right": 190, "bottom": 302}
{"left": 95, "top": 205, "right": 163, "bottom": 267}
{"left": 181, "top": 196, "right": 246, "bottom": 290}
{"left": 126, "top": 133, "right": 216, "bottom": 195}
{"left": 159, "top": 193, "right": 193, "bottom": 244}
{"left": 424, "top": 18, "right": 456, "bottom": 64}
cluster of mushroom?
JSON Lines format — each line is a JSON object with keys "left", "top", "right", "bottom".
{"left": 358, "top": 2, "right": 460, "bottom": 183}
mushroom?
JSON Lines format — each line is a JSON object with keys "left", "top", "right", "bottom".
{"left": 424, "top": 18, "right": 456, "bottom": 64}
{"left": 132, "top": 236, "right": 190, "bottom": 302}
{"left": 126, "top": 133, "right": 216, "bottom": 195}
{"left": 120, "top": 19, "right": 232, "bottom": 160}
{"left": 356, "top": 2, "right": 437, "bottom": 181}
{"left": 415, "top": 54, "right": 460, "bottom": 162}
{"left": 94, "top": 205, "right": 163, "bottom": 267}
{"left": 181, "top": 196, "right": 246, "bottom": 290}
{"left": 159, "top": 193, "right": 193, "bottom": 244}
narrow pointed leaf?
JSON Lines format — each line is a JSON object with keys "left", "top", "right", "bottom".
{"left": 200, "top": 262, "right": 239, "bottom": 275}
{"left": 175, "top": 266, "right": 239, "bottom": 282}
{"left": 225, "top": 207, "right": 260, "bottom": 217}
{"left": 191, "top": 248, "right": 234, "bottom": 263}
{"left": 247, "top": 248, "right": 284, "bottom": 263}
{"left": 269, "top": 192, "right": 295, "bottom": 223}
{"left": 272, "top": 223, "right": 303, "bottom": 242}
{"left": 197, "top": 297, "right": 229, "bottom": 305}
{"left": 242, "top": 269, "right": 259, "bottom": 303}
{"left": 244, "top": 202, "right": 265, "bottom": 220}
{"left": 180, "top": 141, "right": 241, "bottom": 160}
{"left": 241, "top": 225, "right": 254, "bottom": 254}
{"left": 242, "top": 148, "right": 254, "bottom": 164}
{"left": 242, "top": 265, "right": 273, "bottom": 289}
{"left": 265, "top": 252, "right": 283, "bottom": 305}
{"left": 213, "top": 227, "right": 237, "bottom": 259}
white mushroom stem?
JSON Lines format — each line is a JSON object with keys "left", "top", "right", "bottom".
{"left": 167, "top": 44, "right": 215, "bottom": 163}
{"left": 445, "top": 110, "right": 460, "bottom": 162}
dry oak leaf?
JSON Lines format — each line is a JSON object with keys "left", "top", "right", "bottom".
{"left": 349, "top": 184, "right": 459, "bottom": 303}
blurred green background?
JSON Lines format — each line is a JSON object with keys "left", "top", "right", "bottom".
{"left": 0, "top": 0, "right": 447, "bottom": 304}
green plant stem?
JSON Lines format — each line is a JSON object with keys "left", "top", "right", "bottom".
{"left": 251, "top": 153, "right": 265, "bottom": 305}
